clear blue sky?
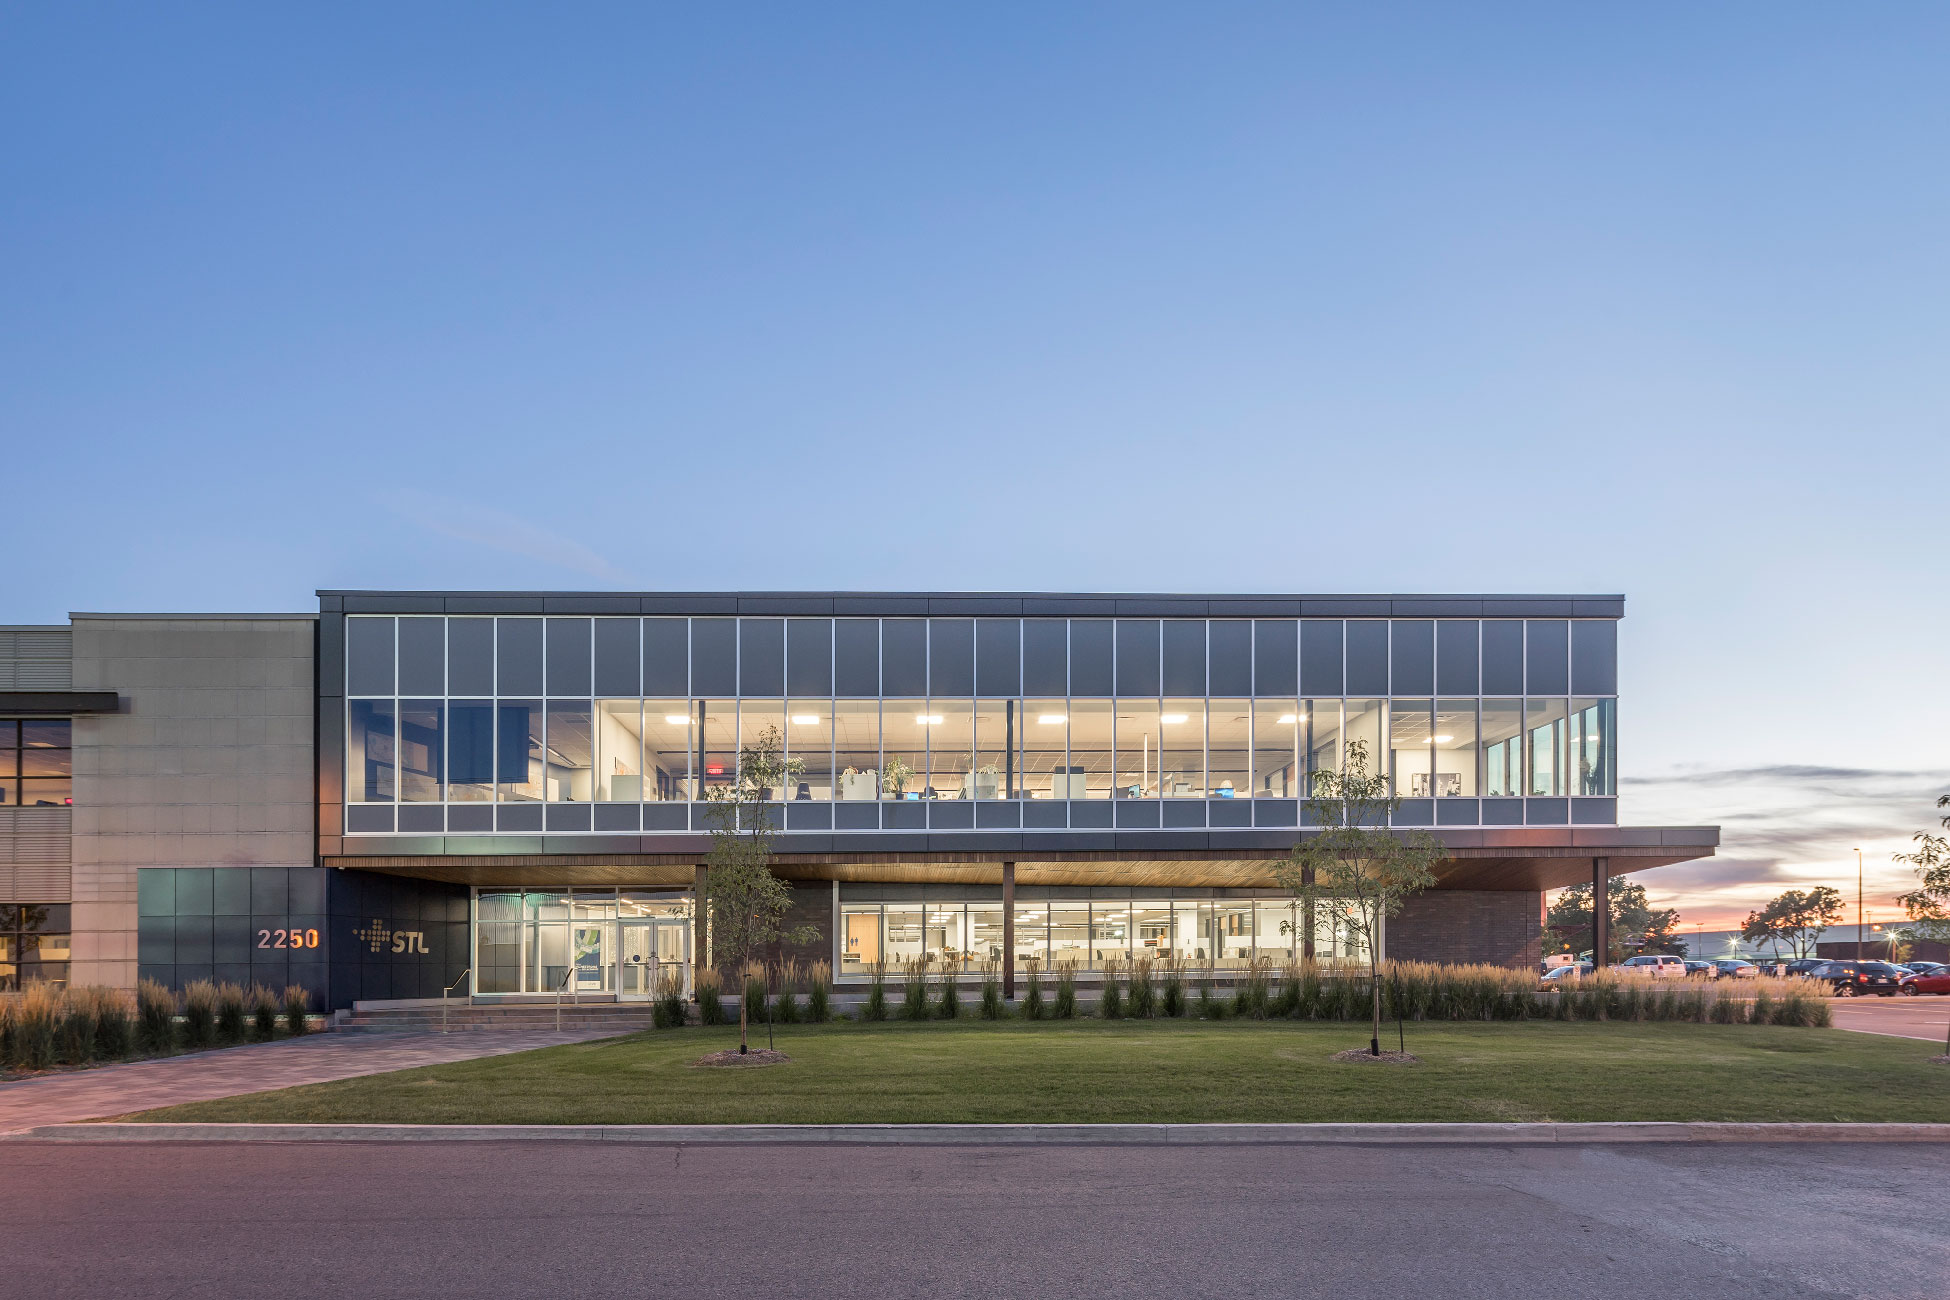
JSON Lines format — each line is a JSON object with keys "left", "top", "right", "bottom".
{"left": 5, "top": 4, "right": 1945, "bottom": 929}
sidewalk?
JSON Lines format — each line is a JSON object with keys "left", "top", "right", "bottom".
{"left": 0, "top": 1029, "right": 628, "bottom": 1134}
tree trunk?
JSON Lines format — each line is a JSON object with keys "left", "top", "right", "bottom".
{"left": 1369, "top": 958, "right": 1382, "bottom": 1057}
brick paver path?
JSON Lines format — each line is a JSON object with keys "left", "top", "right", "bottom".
{"left": 0, "top": 1029, "right": 628, "bottom": 1134}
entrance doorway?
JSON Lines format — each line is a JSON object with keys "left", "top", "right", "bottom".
{"left": 620, "top": 919, "right": 690, "bottom": 999}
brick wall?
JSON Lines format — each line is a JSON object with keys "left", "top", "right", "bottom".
{"left": 1389, "top": 890, "right": 1541, "bottom": 969}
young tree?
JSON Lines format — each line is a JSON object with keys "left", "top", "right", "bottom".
{"left": 703, "top": 725, "right": 819, "bottom": 1054}
{"left": 1274, "top": 741, "right": 1443, "bottom": 1058}
{"left": 1546, "top": 880, "right": 1685, "bottom": 960}
{"left": 1895, "top": 794, "right": 1950, "bottom": 946}
{"left": 1740, "top": 887, "right": 1843, "bottom": 960}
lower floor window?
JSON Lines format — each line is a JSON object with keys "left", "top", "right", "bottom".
{"left": 839, "top": 896, "right": 1368, "bottom": 977}
{"left": 0, "top": 903, "right": 71, "bottom": 990}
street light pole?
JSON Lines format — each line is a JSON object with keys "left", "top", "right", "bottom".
{"left": 1855, "top": 848, "right": 1863, "bottom": 963}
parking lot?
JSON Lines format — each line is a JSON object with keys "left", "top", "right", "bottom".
{"left": 1827, "top": 995, "right": 1950, "bottom": 1044}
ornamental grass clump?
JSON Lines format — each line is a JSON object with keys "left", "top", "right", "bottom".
{"left": 1159, "top": 955, "right": 1186, "bottom": 1018}
{"left": 58, "top": 988, "right": 98, "bottom": 1066}
{"left": 1096, "top": 956, "right": 1122, "bottom": 1019}
{"left": 807, "top": 960, "right": 832, "bottom": 1023}
{"left": 250, "top": 985, "right": 281, "bottom": 1042}
{"left": 772, "top": 960, "right": 801, "bottom": 1024}
{"left": 214, "top": 982, "right": 248, "bottom": 1044}
{"left": 863, "top": 960, "right": 889, "bottom": 1022}
{"left": 1196, "top": 980, "right": 1220, "bottom": 1019}
{"left": 1127, "top": 955, "right": 1157, "bottom": 1018}
{"left": 1232, "top": 957, "right": 1274, "bottom": 1019}
{"left": 181, "top": 980, "right": 218, "bottom": 1049}
{"left": 978, "top": 960, "right": 1004, "bottom": 1020}
{"left": 934, "top": 965, "right": 961, "bottom": 1019}
{"left": 695, "top": 967, "right": 728, "bottom": 1025}
{"left": 136, "top": 978, "right": 177, "bottom": 1054}
{"left": 9, "top": 982, "right": 60, "bottom": 1070}
{"left": 281, "top": 984, "right": 311, "bottom": 1037}
{"left": 1054, "top": 957, "right": 1080, "bottom": 1019}
{"left": 652, "top": 969, "right": 687, "bottom": 1029}
{"left": 88, "top": 987, "right": 137, "bottom": 1062}
{"left": 900, "top": 956, "right": 931, "bottom": 1021}
{"left": 1019, "top": 958, "right": 1045, "bottom": 1020}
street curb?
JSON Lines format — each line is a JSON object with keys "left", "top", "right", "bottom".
{"left": 12, "top": 1121, "right": 1950, "bottom": 1145}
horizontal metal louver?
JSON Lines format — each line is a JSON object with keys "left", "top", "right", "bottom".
{"left": 0, "top": 808, "right": 72, "bottom": 864}
{"left": 7, "top": 659, "right": 73, "bottom": 689}
{"left": 14, "top": 632, "right": 70, "bottom": 658}
{"left": 0, "top": 863, "right": 72, "bottom": 902}
{"left": 0, "top": 630, "right": 74, "bottom": 689}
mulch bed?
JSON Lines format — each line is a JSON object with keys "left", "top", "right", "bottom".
{"left": 1331, "top": 1048, "right": 1421, "bottom": 1065}
{"left": 1930, "top": 1054, "right": 1949, "bottom": 1067}
{"left": 691, "top": 1048, "right": 791, "bottom": 1068}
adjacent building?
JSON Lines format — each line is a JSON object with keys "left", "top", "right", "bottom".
{"left": 0, "top": 592, "right": 1718, "bottom": 1008}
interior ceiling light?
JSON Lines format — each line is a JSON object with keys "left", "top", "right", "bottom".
{"left": 790, "top": 715, "right": 821, "bottom": 726}
{"left": 1160, "top": 713, "right": 1189, "bottom": 724}
{"left": 663, "top": 715, "right": 689, "bottom": 725}
{"left": 1276, "top": 714, "right": 1297, "bottom": 724}
{"left": 916, "top": 714, "right": 944, "bottom": 725}
{"left": 1432, "top": 734, "right": 1454, "bottom": 743}
{"left": 1037, "top": 714, "right": 1066, "bottom": 725}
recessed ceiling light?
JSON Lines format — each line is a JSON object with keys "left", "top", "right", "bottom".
{"left": 1432, "top": 734, "right": 1454, "bottom": 743}
{"left": 790, "top": 715, "right": 821, "bottom": 726}
{"left": 1160, "top": 713, "right": 1189, "bottom": 724}
{"left": 1038, "top": 714, "right": 1066, "bottom": 725}
{"left": 916, "top": 714, "right": 943, "bottom": 725}
{"left": 663, "top": 715, "right": 689, "bottom": 725}
{"left": 1276, "top": 714, "right": 1297, "bottom": 725}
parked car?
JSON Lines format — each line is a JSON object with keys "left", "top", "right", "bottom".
{"left": 1898, "top": 967, "right": 1950, "bottom": 996}
{"left": 1614, "top": 954, "right": 1689, "bottom": 978}
{"left": 1682, "top": 960, "right": 1716, "bottom": 977}
{"left": 1710, "top": 959, "right": 1760, "bottom": 979}
{"left": 1541, "top": 963, "right": 1593, "bottom": 986}
{"left": 1807, "top": 960, "right": 1907, "bottom": 996}
{"left": 1899, "top": 961, "right": 1945, "bottom": 976}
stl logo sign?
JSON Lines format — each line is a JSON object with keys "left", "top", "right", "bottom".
{"left": 353, "top": 919, "right": 429, "bottom": 955}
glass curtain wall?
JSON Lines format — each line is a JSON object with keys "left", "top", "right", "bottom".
{"left": 836, "top": 896, "right": 1374, "bottom": 980}
{"left": 342, "top": 617, "right": 1617, "bottom": 826}
{"left": 1248, "top": 700, "right": 1293, "bottom": 798}
{"left": 475, "top": 889, "right": 691, "bottom": 995}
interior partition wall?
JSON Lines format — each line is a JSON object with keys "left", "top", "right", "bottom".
{"left": 340, "top": 615, "right": 1618, "bottom": 833}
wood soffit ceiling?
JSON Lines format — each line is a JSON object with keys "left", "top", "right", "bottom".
{"left": 327, "top": 846, "right": 1709, "bottom": 893}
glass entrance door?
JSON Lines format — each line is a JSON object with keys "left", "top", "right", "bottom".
{"left": 620, "top": 919, "right": 690, "bottom": 999}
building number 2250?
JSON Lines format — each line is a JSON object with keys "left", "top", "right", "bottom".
{"left": 256, "top": 928, "right": 321, "bottom": 949}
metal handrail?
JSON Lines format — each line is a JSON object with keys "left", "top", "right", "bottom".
{"left": 441, "top": 969, "right": 472, "bottom": 1035}
{"left": 555, "top": 966, "right": 574, "bottom": 1031}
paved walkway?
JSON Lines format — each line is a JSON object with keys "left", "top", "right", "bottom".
{"left": 1828, "top": 996, "right": 1950, "bottom": 1044}
{"left": 0, "top": 1029, "right": 627, "bottom": 1134}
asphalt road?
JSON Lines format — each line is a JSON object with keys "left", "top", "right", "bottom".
{"left": 3, "top": 1140, "right": 1944, "bottom": 1299}
{"left": 1827, "top": 994, "right": 1950, "bottom": 1044}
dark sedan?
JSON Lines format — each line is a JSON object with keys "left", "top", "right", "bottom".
{"left": 1808, "top": 960, "right": 1907, "bottom": 996}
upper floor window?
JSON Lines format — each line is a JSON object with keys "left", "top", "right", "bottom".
{"left": 0, "top": 720, "right": 72, "bottom": 808}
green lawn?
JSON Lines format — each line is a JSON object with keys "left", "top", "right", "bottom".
{"left": 120, "top": 1019, "right": 1950, "bottom": 1125}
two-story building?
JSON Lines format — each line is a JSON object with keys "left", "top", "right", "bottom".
{"left": 0, "top": 592, "right": 1717, "bottom": 1008}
